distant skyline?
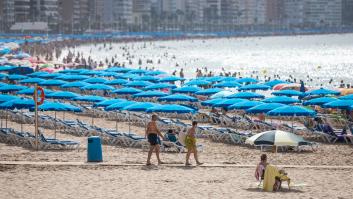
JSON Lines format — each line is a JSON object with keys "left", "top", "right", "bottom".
{"left": 0, "top": 0, "right": 352, "bottom": 33}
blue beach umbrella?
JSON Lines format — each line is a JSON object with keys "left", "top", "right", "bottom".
{"left": 144, "top": 83, "right": 176, "bottom": 90}
{"left": 79, "top": 70, "right": 103, "bottom": 76}
{"left": 210, "top": 91, "right": 235, "bottom": 99}
{"left": 124, "top": 81, "right": 153, "bottom": 87}
{"left": 39, "top": 79, "right": 68, "bottom": 86}
{"left": 195, "top": 88, "right": 223, "bottom": 96}
{"left": 0, "top": 84, "right": 28, "bottom": 92}
{"left": 267, "top": 105, "right": 316, "bottom": 117}
{"left": 17, "top": 87, "right": 53, "bottom": 95}
{"left": 238, "top": 84, "right": 270, "bottom": 91}
{"left": 185, "top": 79, "right": 211, "bottom": 86}
{"left": 104, "top": 79, "right": 128, "bottom": 85}
{"left": 146, "top": 104, "right": 196, "bottom": 114}
{"left": 133, "top": 75, "right": 159, "bottom": 82}
{"left": 303, "top": 97, "right": 338, "bottom": 106}
{"left": 228, "top": 100, "right": 263, "bottom": 110}
{"left": 0, "top": 65, "right": 16, "bottom": 71}
{"left": 246, "top": 103, "right": 286, "bottom": 114}
{"left": 83, "top": 77, "right": 107, "bottom": 84}
{"left": 133, "top": 91, "right": 168, "bottom": 98}
{"left": 47, "top": 91, "right": 80, "bottom": 99}
{"left": 145, "top": 70, "right": 166, "bottom": 76}
{"left": 0, "top": 82, "right": 7, "bottom": 86}
{"left": 74, "top": 95, "right": 106, "bottom": 102}
{"left": 122, "top": 102, "right": 157, "bottom": 112}
{"left": 94, "top": 99, "right": 126, "bottom": 107}
{"left": 60, "top": 81, "right": 91, "bottom": 88}
{"left": 227, "top": 92, "right": 265, "bottom": 99}
{"left": 264, "top": 79, "right": 289, "bottom": 87}
{"left": 37, "top": 73, "right": 62, "bottom": 79}
{"left": 322, "top": 100, "right": 353, "bottom": 110}
{"left": 212, "top": 98, "right": 246, "bottom": 108}
{"left": 221, "top": 77, "right": 238, "bottom": 82}
{"left": 201, "top": 98, "right": 226, "bottom": 106}
{"left": 121, "top": 73, "right": 139, "bottom": 79}
{"left": 214, "top": 81, "right": 241, "bottom": 88}
{"left": 203, "top": 76, "right": 225, "bottom": 82}
{"left": 105, "top": 101, "right": 136, "bottom": 111}
{"left": 19, "top": 77, "right": 45, "bottom": 84}
{"left": 237, "top": 77, "right": 258, "bottom": 84}
{"left": 159, "top": 76, "right": 185, "bottom": 82}
{"left": 113, "top": 87, "right": 143, "bottom": 95}
{"left": 339, "top": 94, "right": 353, "bottom": 100}
{"left": 128, "top": 69, "right": 148, "bottom": 74}
{"left": 106, "top": 67, "right": 132, "bottom": 73}
{"left": 0, "top": 94, "right": 18, "bottom": 103}
{"left": 0, "top": 73, "right": 8, "bottom": 79}
{"left": 172, "top": 86, "right": 201, "bottom": 94}
{"left": 28, "top": 71, "right": 48, "bottom": 77}
{"left": 97, "top": 72, "right": 121, "bottom": 77}
{"left": 158, "top": 94, "right": 198, "bottom": 102}
{"left": 82, "top": 84, "right": 115, "bottom": 91}
{"left": 262, "top": 96, "right": 300, "bottom": 104}
{"left": 306, "top": 88, "right": 340, "bottom": 96}
{"left": 7, "top": 74, "right": 27, "bottom": 80}
{"left": 56, "top": 74, "right": 90, "bottom": 81}
{"left": 272, "top": 90, "right": 304, "bottom": 97}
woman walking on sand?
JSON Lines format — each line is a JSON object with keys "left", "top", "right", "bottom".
{"left": 185, "top": 121, "right": 203, "bottom": 166}
{"left": 145, "top": 115, "right": 164, "bottom": 166}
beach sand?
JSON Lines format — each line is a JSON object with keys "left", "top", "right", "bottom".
{"left": 1, "top": 112, "right": 353, "bottom": 198}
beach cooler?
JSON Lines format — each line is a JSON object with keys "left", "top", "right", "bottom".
{"left": 87, "top": 136, "right": 103, "bottom": 162}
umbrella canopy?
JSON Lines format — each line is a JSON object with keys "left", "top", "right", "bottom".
{"left": 262, "top": 96, "right": 300, "bottom": 104}
{"left": 0, "top": 84, "right": 28, "bottom": 92}
{"left": 74, "top": 95, "right": 106, "bottom": 102}
{"left": 121, "top": 73, "right": 139, "bottom": 79}
{"left": 272, "top": 90, "right": 304, "bottom": 97}
{"left": 83, "top": 77, "right": 107, "bottom": 84}
{"left": 36, "top": 102, "right": 81, "bottom": 112}
{"left": 145, "top": 70, "right": 166, "bottom": 76}
{"left": 144, "top": 83, "right": 176, "bottom": 90}
{"left": 0, "top": 74, "right": 8, "bottom": 79}
{"left": 227, "top": 92, "right": 265, "bottom": 99}
{"left": 238, "top": 84, "right": 270, "bottom": 91}
{"left": 94, "top": 99, "right": 126, "bottom": 107}
{"left": 339, "top": 94, "right": 353, "bottom": 100}
{"left": 212, "top": 98, "right": 246, "bottom": 108}
{"left": 82, "top": 84, "right": 114, "bottom": 91}
{"left": 122, "top": 102, "right": 157, "bottom": 112}
{"left": 221, "top": 77, "right": 238, "bottom": 82}
{"left": 79, "top": 70, "right": 103, "bottom": 76}
{"left": 60, "top": 81, "right": 91, "bottom": 88}
{"left": 56, "top": 74, "right": 90, "bottom": 81}
{"left": 7, "top": 74, "right": 27, "bottom": 80}
{"left": 37, "top": 73, "right": 62, "bottom": 79}
{"left": 158, "top": 94, "right": 198, "bottom": 102}
{"left": 322, "top": 100, "right": 353, "bottom": 110}
{"left": 236, "top": 77, "right": 258, "bottom": 84}
{"left": 203, "top": 76, "right": 225, "bottom": 82}
{"left": 106, "top": 67, "right": 132, "bottom": 73}
{"left": 213, "top": 81, "right": 241, "bottom": 88}
{"left": 146, "top": 104, "right": 196, "bottom": 114}
{"left": 306, "top": 88, "right": 340, "bottom": 96}
{"left": 17, "top": 87, "right": 52, "bottom": 95}
{"left": 264, "top": 79, "right": 290, "bottom": 87}
{"left": 104, "top": 79, "right": 128, "bottom": 85}
{"left": 246, "top": 103, "right": 286, "bottom": 114}
{"left": 133, "top": 75, "right": 159, "bottom": 82}
{"left": 0, "top": 94, "right": 19, "bottom": 103}
{"left": 0, "top": 65, "right": 16, "bottom": 71}
{"left": 28, "top": 71, "right": 48, "bottom": 77}
{"left": 19, "top": 77, "right": 45, "bottom": 84}
{"left": 195, "top": 88, "right": 223, "bottom": 96}
{"left": 47, "top": 91, "right": 80, "bottom": 99}
{"left": 246, "top": 130, "right": 310, "bottom": 147}
{"left": 185, "top": 79, "right": 211, "bottom": 86}
{"left": 124, "top": 81, "right": 153, "bottom": 87}
{"left": 133, "top": 91, "right": 168, "bottom": 98}
{"left": 159, "top": 76, "right": 185, "bottom": 82}
{"left": 39, "top": 79, "right": 68, "bottom": 86}
{"left": 210, "top": 91, "right": 235, "bottom": 99}
{"left": 201, "top": 98, "right": 226, "bottom": 106}
{"left": 113, "top": 87, "right": 143, "bottom": 95}
{"left": 128, "top": 69, "right": 148, "bottom": 74}
{"left": 172, "top": 86, "right": 201, "bottom": 94}
{"left": 228, "top": 100, "right": 263, "bottom": 110}
{"left": 97, "top": 72, "right": 121, "bottom": 77}
{"left": 0, "top": 98, "right": 35, "bottom": 110}
{"left": 267, "top": 105, "right": 316, "bottom": 117}
{"left": 303, "top": 97, "right": 338, "bottom": 106}
{"left": 105, "top": 101, "right": 136, "bottom": 111}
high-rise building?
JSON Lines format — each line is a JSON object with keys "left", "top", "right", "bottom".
{"left": 113, "top": 0, "right": 133, "bottom": 28}
{"left": 304, "top": 0, "right": 342, "bottom": 27}
{"left": 238, "top": 0, "right": 266, "bottom": 25}
{"left": 14, "top": 0, "right": 31, "bottom": 23}
{"left": 132, "top": 0, "right": 152, "bottom": 29}
{"left": 342, "top": 0, "right": 353, "bottom": 26}
{"left": 29, "top": 0, "right": 59, "bottom": 30}
{"left": 220, "top": 0, "right": 238, "bottom": 25}
{"left": 282, "top": 0, "right": 305, "bottom": 27}
{"left": 266, "top": 0, "right": 283, "bottom": 25}
{"left": 0, "top": 0, "right": 15, "bottom": 31}
{"left": 58, "top": 0, "right": 89, "bottom": 33}
{"left": 185, "top": 0, "right": 204, "bottom": 25}
{"left": 203, "top": 0, "right": 221, "bottom": 24}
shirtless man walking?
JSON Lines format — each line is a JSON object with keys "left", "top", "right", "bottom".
{"left": 146, "top": 115, "right": 164, "bottom": 165}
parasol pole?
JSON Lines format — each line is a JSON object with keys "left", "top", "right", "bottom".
{"left": 34, "top": 84, "right": 39, "bottom": 150}
{"left": 54, "top": 111, "right": 57, "bottom": 139}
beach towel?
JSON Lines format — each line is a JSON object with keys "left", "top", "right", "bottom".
{"left": 263, "top": 165, "right": 280, "bottom": 192}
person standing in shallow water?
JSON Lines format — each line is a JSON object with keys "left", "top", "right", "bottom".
{"left": 185, "top": 121, "right": 203, "bottom": 166}
{"left": 145, "top": 115, "right": 164, "bottom": 166}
